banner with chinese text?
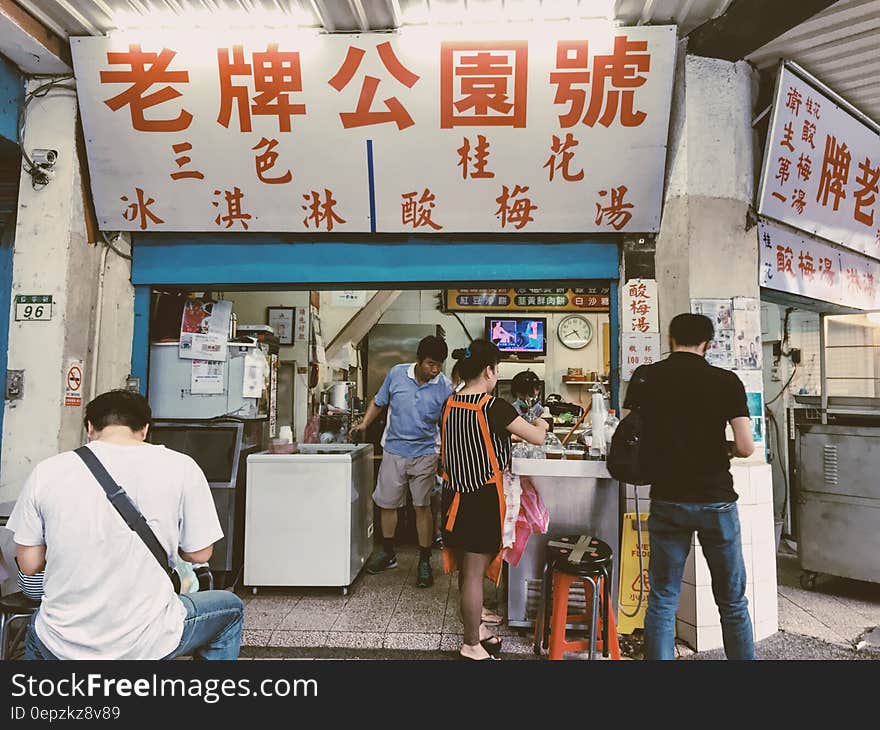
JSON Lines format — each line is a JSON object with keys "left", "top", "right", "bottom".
{"left": 758, "top": 219, "right": 880, "bottom": 310}
{"left": 757, "top": 64, "right": 880, "bottom": 259}
{"left": 444, "top": 286, "right": 610, "bottom": 312}
{"left": 70, "top": 25, "right": 676, "bottom": 233}
{"left": 622, "top": 278, "right": 658, "bottom": 332}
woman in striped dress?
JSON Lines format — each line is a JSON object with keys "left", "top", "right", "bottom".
{"left": 440, "top": 340, "right": 549, "bottom": 661}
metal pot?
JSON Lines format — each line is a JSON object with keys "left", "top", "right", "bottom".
{"left": 327, "top": 382, "right": 354, "bottom": 410}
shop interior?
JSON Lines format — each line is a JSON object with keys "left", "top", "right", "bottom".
{"left": 760, "top": 300, "right": 880, "bottom": 589}
{"left": 143, "top": 283, "right": 614, "bottom": 593}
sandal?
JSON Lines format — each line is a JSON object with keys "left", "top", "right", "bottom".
{"left": 460, "top": 651, "right": 500, "bottom": 661}
{"left": 480, "top": 635, "right": 503, "bottom": 655}
{"left": 481, "top": 608, "right": 503, "bottom": 625}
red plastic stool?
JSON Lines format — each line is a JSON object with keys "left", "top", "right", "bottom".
{"left": 533, "top": 534, "right": 621, "bottom": 660}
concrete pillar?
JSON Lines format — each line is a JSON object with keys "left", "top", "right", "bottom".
{"left": 0, "top": 81, "right": 134, "bottom": 502}
{"left": 652, "top": 48, "right": 778, "bottom": 651}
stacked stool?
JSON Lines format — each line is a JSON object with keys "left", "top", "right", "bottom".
{"left": 533, "top": 534, "right": 621, "bottom": 660}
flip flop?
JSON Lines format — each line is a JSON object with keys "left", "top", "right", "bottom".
{"left": 480, "top": 635, "right": 503, "bottom": 655}
{"left": 481, "top": 609, "right": 503, "bottom": 625}
{"left": 460, "top": 651, "right": 500, "bottom": 661}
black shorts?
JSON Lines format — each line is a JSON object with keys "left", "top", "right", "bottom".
{"left": 441, "top": 483, "right": 501, "bottom": 555}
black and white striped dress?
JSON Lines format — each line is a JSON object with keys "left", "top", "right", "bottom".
{"left": 441, "top": 394, "right": 518, "bottom": 554}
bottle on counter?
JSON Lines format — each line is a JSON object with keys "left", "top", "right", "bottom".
{"left": 589, "top": 391, "right": 608, "bottom": 459}
{"left": 604, "top": 409, "right": 619, "bottom": 450}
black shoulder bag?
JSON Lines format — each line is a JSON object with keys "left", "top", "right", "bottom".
{"left": 75, "top": 446, "right": 182, "bottom": 593}
{"left": 607, "top": 369, "right": 652, "bottom": 486}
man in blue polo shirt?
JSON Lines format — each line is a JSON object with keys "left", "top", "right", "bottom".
{"left": 351, "top": 335, "right": 453, "bottom": 588}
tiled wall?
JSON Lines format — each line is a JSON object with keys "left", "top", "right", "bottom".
{"left": 621, "top": 464, "right": 778, "bottom": 652}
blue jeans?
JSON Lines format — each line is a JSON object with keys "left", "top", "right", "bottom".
{"left": 645, "top": 500, "right": 755, "bottom": 660}
{"left": 25, "top": 591, "right": 244, "bottom": 660}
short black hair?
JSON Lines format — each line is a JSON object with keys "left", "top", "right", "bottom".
{"left": 452, "top": 339, "right": 501, "bottom": 381}
{"left": 669, "top": 313, "right": 714, "bottom": 347}
{"left": 417, "top": 335, "right": 448, "bottom": 363}
{"left": 85, "top": 389, "right": 152, "bottom": 432}
{"left": 511, "top": 370, "right": 541, "bottom": 398}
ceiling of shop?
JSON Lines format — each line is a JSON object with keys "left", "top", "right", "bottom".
{"left": 9, "top": 0, "right": 880, "bottom": 123}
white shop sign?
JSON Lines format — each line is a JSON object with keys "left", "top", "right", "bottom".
{"left": 70, "top": 24, "right": 676, "bottom": 233}
{"left": 757, "top": 63, "right": 880, "bottom": 259}
{"left": 759, "top": 219, "right": 880, "bottom": 310}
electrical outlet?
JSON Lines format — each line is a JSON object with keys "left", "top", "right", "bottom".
{"left": 771, "top": 366, "right": 781, "bottom": 382}
{"left": 6, "top": 370, "right": 24, "bottom": 400}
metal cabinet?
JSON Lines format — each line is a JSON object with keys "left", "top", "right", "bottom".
{"left": 796, "top": 423, "right": 880, "bottom": 586}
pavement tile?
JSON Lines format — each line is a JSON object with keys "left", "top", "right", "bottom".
{"left": 330, "top": 611, "right": 392, "bottom": 632}
{"left": 325, "top": 632, "right": 384, "bottom": 650}
{"left": 244, "top": 607, "right": 294, "bottom": 631}
{"left": 241, "top": 630, "right": 272, "bottom": 647}
{"left": 277, "top": 609, "right": 343, "bottom": 631}
{"left": 382, "top": 633, "right": 442, "bottom": 651}
{"left": 386, "top": 612, "right": 446, "bottom": 633}
{"left": 267, "top": 631, "right": 329, "bottom": 648}
{"left": 777, "top": 594, "right": 850, "bottom": 646}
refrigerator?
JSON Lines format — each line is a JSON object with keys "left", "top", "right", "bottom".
{"left": 243, "top": 444, "right": 374, "bottom": 593}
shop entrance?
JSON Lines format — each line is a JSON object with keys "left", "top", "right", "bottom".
{"left": 130, "top": 234, "right": 620, "bottom": 588}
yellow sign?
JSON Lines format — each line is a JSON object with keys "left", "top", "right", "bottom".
{"left": 445, "top": 287, "right": 610, "bottom": 312}
{"left": 617, "top": 512, "right": 650, "bottom": 635}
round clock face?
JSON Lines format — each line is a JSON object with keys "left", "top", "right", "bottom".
{"left": 557, "top": 315, "right": 593, "bottom": 350}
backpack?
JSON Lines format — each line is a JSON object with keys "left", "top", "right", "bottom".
{"left": 607, "top": 371, "right": 651, "bottom": 485}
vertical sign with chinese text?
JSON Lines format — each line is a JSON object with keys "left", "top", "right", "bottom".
{"left": 758, "top": 64, "right": 880, "bottom": 259}
{"left": 70, "top": 25, "right": 676, "bottom": 233}
{"left": 622, "top": 279, "right": 658, "bottom": 333}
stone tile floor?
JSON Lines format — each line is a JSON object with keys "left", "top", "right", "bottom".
{"left": 238, "top": 544, "right": 880, "bottom": 660}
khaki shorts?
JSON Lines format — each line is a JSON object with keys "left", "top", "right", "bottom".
{"left": 373, "top": 452, "right": 438, "bottom": 509}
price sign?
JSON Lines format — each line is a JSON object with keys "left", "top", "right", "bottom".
{"left": 15, "top": 295, "right": 53, "bottom": 322}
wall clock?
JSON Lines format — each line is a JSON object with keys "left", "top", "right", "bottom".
{"left": 557, "top": 314, "right": 593, "bottom": 350}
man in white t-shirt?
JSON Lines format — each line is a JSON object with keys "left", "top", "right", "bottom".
{"left": 7, "top": 390, "right": 244, "bottom": 660}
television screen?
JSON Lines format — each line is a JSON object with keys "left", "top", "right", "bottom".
{"left": 486, "top": 317, "right": 547, "bottom": 355}
{"left": 150, "top": 425, "right": 239, "bottom": 483}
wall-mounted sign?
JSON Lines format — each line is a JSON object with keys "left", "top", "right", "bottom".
{"left": 757, "top": 63, "right": 880, "bottom": 259}
{"left": 71, "top": 25, "right": 676, "bottom": 233}
{"left": 14, "top": 295, "right": 53, "bottom": 322}
{"left": 445, "top": 286, "right": 610, "bottom": 312}
{"left": 621, "top": 332, "right": 660, "bottom": 381}
{"left": 64, "top": 358, "right": 84, "bottom": 407}
{"left": 759, "top": 218, "right": 880, "bottom": 310}
{"left": 622, "top": 278, "right": 658, "bottom": 332}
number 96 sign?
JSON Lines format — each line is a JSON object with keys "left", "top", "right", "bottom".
{"left": 14, "top": 295, "right": 53, "bottom": 322}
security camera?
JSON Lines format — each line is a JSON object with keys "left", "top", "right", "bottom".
{"left": 31, "top": 149, "right": 58, "bottom": 167}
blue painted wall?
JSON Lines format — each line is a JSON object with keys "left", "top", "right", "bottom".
{"left": 0, "top": 55, "right": 22, "bottom": 146}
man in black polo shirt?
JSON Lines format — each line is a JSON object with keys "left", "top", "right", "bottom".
{"left": 623, "top": 313, "right": 755, "bottom": 660}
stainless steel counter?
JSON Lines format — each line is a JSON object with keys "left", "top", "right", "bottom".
{"left": 507, "top": 458, "right": 621, "bottom": 628}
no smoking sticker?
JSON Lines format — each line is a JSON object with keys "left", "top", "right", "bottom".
{"left": 64, "top": 359, "right": 84, "bottom": 407}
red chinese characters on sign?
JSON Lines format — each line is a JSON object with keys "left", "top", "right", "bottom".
{"left": 121, "top": 188, "right": 164, "bottom": 230}
{"left": 495, "top": 185, "right": 537, "bottom": 229}
{"left": 544, "top": 133, "right": 584, "bottom": 182}
{"left": 213, "top": 187, "right": 252, "bottom": 229}
{"left": 440, "top": 42, "right": 527, "bottom": 128}
{"left": 816, "top": 135, "right": 850, "bottom": 211}
{"left": 791, "top": 188, "right": 806, "bottom": 215}
{"left": 329, "top": 42, "right": 420, "bottom": 130}
{"left": 780, "top": 122, "right": 795, "bottom": 153}
{"left": 798, "top": 250, "right": 815, "bottom": 279}
{"left": 853, "top": 157, "right": 879, "bottom": 227}
{"left": 785, "top": 87, "right": 802, "bottom": 116}
{"left": 170, "top": 142, "right": 204, "bottom": 180}
{"left": 302, "top": 189, "right": 345, "bottom": 231}
{"left": 776, "top": 245, "right": 794, "bottom": 274}
{"left": 101, "top": 45, "right": 192, "bottom": 132}
{"left": 817, "top": 256, "right": 836, "bottom": 286}
{"left": 217, "top": 44, "right": 306, "bottom": 133}
{"left": 595, "top": 185, "right": 633, "bottom": 230}
{"left": 252, "top": 137, "right": 292, "bottom": 184}
{"left": 457, "top": 135, "right": 494, "bottom": 179}
{"left": 402, "top": 189, "right": 443, "bottom": 230}
{"left": 550, "top": 37, "right": 650, "bottom": 128}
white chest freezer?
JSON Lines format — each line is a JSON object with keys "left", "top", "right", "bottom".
{"left": 243, "top": 444, "right": 374, "bottom": 592}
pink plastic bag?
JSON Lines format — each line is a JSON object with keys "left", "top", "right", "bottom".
{"left": 503, "top": 476, "right": 550, "bottom": 568}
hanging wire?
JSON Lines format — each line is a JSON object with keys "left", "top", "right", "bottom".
{"left": 17, "top": 75, "right": 77, "bottom": 189}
